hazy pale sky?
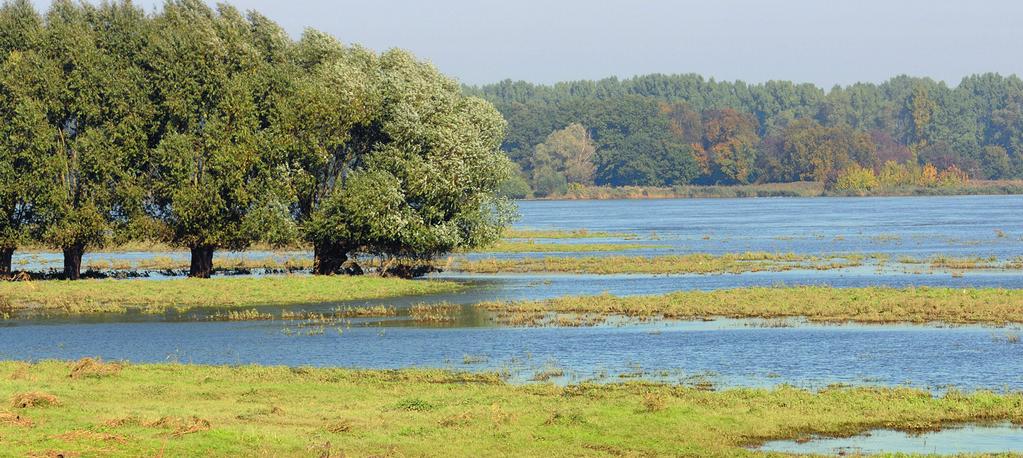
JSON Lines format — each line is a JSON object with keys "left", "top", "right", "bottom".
{"left": 29, "top": 0, "right": 1023, "bottom": 87}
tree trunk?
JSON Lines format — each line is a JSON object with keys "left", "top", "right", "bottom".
{"left": 62, "top": 244, "right": 85, "bottom": 280}
{"left": 313, "top": 243, "right": 347, "bottom": 275}
{"left": 0, "top": 247, "right": 13, "bottom": 277}
{"left": 189, "top": 246, "right": 215, "bottom": 279}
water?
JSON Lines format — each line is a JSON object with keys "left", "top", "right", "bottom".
{"left": 5, "top": 195, "right": 1023, "bottom": 391}
{"left": 758, "top": 423, "right": 1023, "bottom": 455}
{"left": 14, "top": 194, "right": 1023, "bottom": 272}
{"left": 513, "top": 195, "right": 1023, "bottom": 259}
{"left": 2, "top": 318, "right": 1022, "bottom": 390}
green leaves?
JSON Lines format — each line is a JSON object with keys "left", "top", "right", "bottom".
{"left": 1, "top": 1, "right": 514, "bottom": 276}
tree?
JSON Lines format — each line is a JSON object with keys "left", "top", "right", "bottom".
{"left": 776, "top": 119, "right": 876, "bottom": 183}
{"left": 277, "top": 30, "right": 383, "bottom": 274}
{"left": 589, "top": 96, "right": 698, "bottom": 186}
{"left": 0, "top": 0, "right": 47, "bottom": 275}
{"left": 531, "top": 123, "right": 596, "bottom": 187}
{"left": 980, "top": 145, "right": 1011, "bottom": 179}
{"left": 702, "top": 109, "right": 759, "bottom": 184}
{"left": 302, "top": 49, "right": 514, "bottom": 275}
{"left": 22, "top": 0, "right": 152, "bottom": 279}
{"left": 144, "top": 1, "right": 292, "bottom": 278}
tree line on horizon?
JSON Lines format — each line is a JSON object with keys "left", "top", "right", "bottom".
{"left": 470, "top": 73, "right": 1022, "bottom": 196}
{"left": 0, "top": 0, "right": 512, "bottom": 279}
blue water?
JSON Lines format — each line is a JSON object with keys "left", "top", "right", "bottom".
{"left": 5, "top": 195, "right": 1023, "bottom": 391}
{"left": 513, "top": 195, "right": 1023, "bottom": 259}
{"left": 2, "top": 318, "right": 1021, "bottom": 391}
{"left": 758, "top": 423, "right": 1023, "bottom": 455}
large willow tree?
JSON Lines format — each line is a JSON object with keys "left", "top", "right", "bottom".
{"left": 0, "top": 0, "right": 512, "bottom": 279}
{"left": 0, "top": 0, "right": 151, "bottom": 279}
{"left": 287, "top": 44, "right": 514, "bottom": 274}
{"left": 145, "top": 0, "right": 292, "bottom": 278}
{"left": 0, "top": 0, "right": 47, "bottom": 275}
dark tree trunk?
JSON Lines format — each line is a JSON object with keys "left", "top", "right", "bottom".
{"left": 62, "top": 244, "right": 85, "bottom": 280}
{"left": 313, "top": 243, "right": 347, "bottom": 275}
{"left": 189, "top": 246, "right": 215, "bottom": 279}
{"left": 0, "top": 247, "right": 13, "bottom": 277}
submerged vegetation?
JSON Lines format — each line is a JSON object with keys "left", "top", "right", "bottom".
{"left": 474, "top": 286, "right": 1023, "bottom": 325}
{"left": 0, "top": 361, "right": 1021, "bottom": 457}
{"left": 502, "top": 228, "right": 638, "bottom": 239}
{"left": 474, "top": 240, "right": 658, "bottom": 253}
{"left": 456, "top": 252, "right": 870, "bottom": 274}
{"left": 0, "top": 276, "right": 459, "bottom": 314}
{"left": 13, "top": 284, "right": 1023, "bottom": 326}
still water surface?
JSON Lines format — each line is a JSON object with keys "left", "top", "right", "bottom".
{"left": 4, "top": 196, "right": 1023, "bottom": 391}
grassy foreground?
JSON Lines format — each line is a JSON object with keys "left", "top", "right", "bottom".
{"left": 0, "top": 361, "right": 1020, "bottom": 457}
{"left": 0, "top": 276, "right": 460, "bottom": 314}
{"left": 476, "top": 286, "right": 1023, "bottom": 325}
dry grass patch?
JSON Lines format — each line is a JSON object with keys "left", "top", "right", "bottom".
{"left": 53, "top": 430, "right": 126, "bottom": 444}
{"left": 26, "top": 451, "right": 80, "bottom": 458}
{"left": 8, "top": 362, "right": 34, "bottom": 381}
{"left": 11, "top": 392, "right": 60, "bottom": 409}
{"left": 67, "top": 358, "right": 123, "bottom": 379}
{"left": 168, "top": 416, "right": 211, "bottom": 437}
{"left": 642, "top": 392, "right": 668, "bottom": 412}
{"left": 324, "top": 419, "right": 353, "bottom": 433}
{"left": 0, "top": 411, "right": 35, "bottom": 427}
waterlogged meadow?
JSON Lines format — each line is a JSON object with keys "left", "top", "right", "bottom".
{"left": 5, "top": 361, "right": 1023, "bottom": 457}
{"left": 6, "top": 196, "right": 1023, "bottom": 455}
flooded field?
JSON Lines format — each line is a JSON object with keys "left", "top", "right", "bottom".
{"left": 6, "top": 196, "right": 1023, "bottom": 386}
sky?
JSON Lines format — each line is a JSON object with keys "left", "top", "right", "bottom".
{"left": 28, "top": 0, "right": 1023, "bottom": 88}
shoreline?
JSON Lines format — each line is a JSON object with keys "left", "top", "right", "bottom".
{"left": 516, "top": 180, "right": 1023, "bottom": 201}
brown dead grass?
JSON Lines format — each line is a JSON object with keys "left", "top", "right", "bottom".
{"left": 11, "top": 392, "right": 60, "bottom": 409}
{"left": 324, "top": 419, "right": 353, "bottom": 434}
{"left": 26, "top": 451, "right": 81, "bottom": 458}
{"left": 0, "top": 411, "right": 35, "bottom": 427}
{"left": 53, "top": 430, "right": 127, "bottom": 444}
{"left": 67, "top": 358, "right": 123, "bottom": 380}
{"left": 137, "top": 416, "right": 211, "bottom": 437}
{"left": 102, "top": 416, "right": 141, "bottom": 428}
{"left": 8, "top": 362, "right": 34, "bottom": 381}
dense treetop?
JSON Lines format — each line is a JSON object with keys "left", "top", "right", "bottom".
{"left": 469, "top": 73, "right": 1023, "bottom": 194}
{"left": 0, "top": 0, "right": 512, "bottom": 279}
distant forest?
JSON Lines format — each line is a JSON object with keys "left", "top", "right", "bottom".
{"left": 469, "top": 74, "right": 1023, "bottom": 196}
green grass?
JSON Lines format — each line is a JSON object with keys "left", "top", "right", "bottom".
{"left": 0, "top": 276, "right": 461, "bottom": 314}
{"left": 456, "top": 252, "right": 868, "bottom": 274}
{"left": 0, "top": 361, "right": 1020, "bottom": 457}
{"left": 475, "top": 286, "right": 1023, "bottom": 325}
